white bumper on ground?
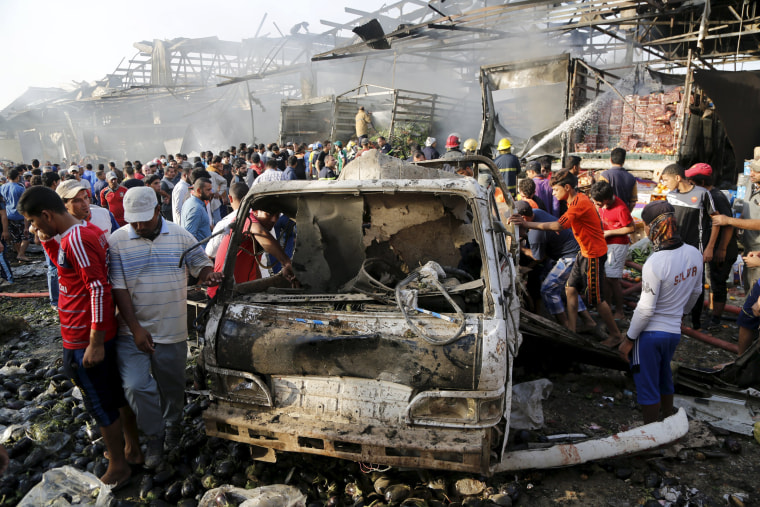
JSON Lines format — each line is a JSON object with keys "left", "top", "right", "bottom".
{"left": 494, "top": 407, "right": 689, "bottom": 472}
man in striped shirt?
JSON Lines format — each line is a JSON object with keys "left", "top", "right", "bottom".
{"left": 252, "top": 159, "right": 284, "bottom": 186}
{"left": 19, "top": 186, "right": 139, "bottom": 489}
{"left": 110, "top": 187, "right": 222, "bottom": 468}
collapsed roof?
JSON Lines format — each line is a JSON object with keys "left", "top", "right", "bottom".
{"left": 1, "top": 0, "right": 758, "bottom": 163}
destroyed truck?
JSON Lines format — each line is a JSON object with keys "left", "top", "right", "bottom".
{"left": 198, "top": 151, "right": 688, "bottom": 474}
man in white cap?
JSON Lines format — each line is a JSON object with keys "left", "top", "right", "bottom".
{"left": 68, "top": 164, "right": 93, "bottom": 201}
{"left": 422, "top": 137, "right": 439, "bottom": 160}
{"left": 109, "top": 187, "right": 222, "bottom": 468}
{"left": 55, "top": 180, "right": 119, "bottom": 241}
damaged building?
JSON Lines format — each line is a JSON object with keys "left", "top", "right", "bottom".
{"left": 2, "top": 0, "right": 760, "bottom": 179}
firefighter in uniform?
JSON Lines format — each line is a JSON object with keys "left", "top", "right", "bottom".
{"left": 493, "top": 138, "right": 521, "bottom": 197}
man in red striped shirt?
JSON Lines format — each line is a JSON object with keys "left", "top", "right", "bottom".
{"left": 19, "top": 186, "right": 139, "bottom": 489}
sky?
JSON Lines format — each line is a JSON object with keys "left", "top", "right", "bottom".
{"left": 0, "top": 0, "right": 368, "bottom": 110}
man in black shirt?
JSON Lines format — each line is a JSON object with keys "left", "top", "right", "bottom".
{"left": 316, "top": 141, "right": 332, "bottom": 172}
{"left": 661, "top": 163, "right": 717, "bottom": 330}
{"left": 686, "top": 163, "right": 737, "bottom": 331}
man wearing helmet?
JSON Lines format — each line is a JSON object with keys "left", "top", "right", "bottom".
{"left": 422, "top": 137, "right": 440, "bottom": 160}
{"left": 441, "top": 134, "right": 472, "bottom": 175}
{"left": 309, "top": 142, "right": 323, "bottom": 179}
{"left": 494, "top": 138, "right": 521, "bottom": 197}
{"left": 463, "top": 138, "right": 478, "bottom": 155}
{"left": 346, "top": 140, "right": 359, "bottom": 163}
{"left": 441, "top": 134, "right": 463, "bottom": 161}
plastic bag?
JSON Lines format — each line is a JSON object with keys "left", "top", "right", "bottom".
{"left": 732, "top": 254, "right": 744, "bottom": 287}
{"left": 18, "top": 466, "right": 113, "bottom": 507}
{"left": 199, "top": 484, "right": 307, "bottom": 507}
{"left": 510, "top": 379, "right": 553, "bottom": 430}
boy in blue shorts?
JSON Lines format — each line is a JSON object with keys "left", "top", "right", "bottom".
{"left": 619, "top": 201, "right": 703, "bottom": 423}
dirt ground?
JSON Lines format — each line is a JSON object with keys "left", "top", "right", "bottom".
{"left": 1, "top": 250, "right": 758, "bottom": 506}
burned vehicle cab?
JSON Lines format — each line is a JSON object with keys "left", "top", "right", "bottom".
{"left": 201, "top": 151, "right": 522, "bottom": 473}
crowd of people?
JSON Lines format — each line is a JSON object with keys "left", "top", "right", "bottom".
{"left": 509, "top": 146, "right": 760, "bottom": 425}
{"left": 2, "top": 127, "right": 760, "bottom": 483}
{"left": 0, "top": 145, "right": 305, "bottom": 488}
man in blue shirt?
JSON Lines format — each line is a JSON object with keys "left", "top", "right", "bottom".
{"left": 282, "top": 156, "right": 298, "bottom": 181}
{"left": 597, "top": 147, "right": 637, "bottom": 212}
{"left": 515, "top": 200, "right": 597, "bottom": 330}
{"left": 493, "top": 138, "right": 521, "bottom": 197}
{"left": 0, "top": 169, "right": 30, "bottom": 261}
{"left": 377, "top": 136, "right": 392, "bottom": 155}
{"left": 422, "top": 137, "right": 440, "bottom": 160}
{"left": 92, "top": 167, "right": 108, "bottom": 206}
{"left": 82, "top": 163, "right": 98, "bottom": 190}
{"left": 318, "top": 156, "right": 338, "bottom": 180}
{"left": 0, "top": 193, "right": 13, "bottom": 286}
{"left": 180, "top": 178, "right": 212, "bottom": 242}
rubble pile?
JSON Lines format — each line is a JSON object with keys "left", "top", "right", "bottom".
{"left": 0, "top": 292, "right": 758, "bottom": 505}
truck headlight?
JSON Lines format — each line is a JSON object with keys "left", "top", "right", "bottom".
{"left": 407, "top": 391, "right": 504, "bottom": 427}
{"left": 411, "top": 397, "right": 476, "bottom": 423}
{"left": 206, "top": 366, "right": 273, "bottom": 406}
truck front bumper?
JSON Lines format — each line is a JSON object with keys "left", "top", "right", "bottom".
{"left": 204, "top": 400, "right": 491, "bottom": 473}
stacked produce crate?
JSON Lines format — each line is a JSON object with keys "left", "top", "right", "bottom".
{"left": 577, "top": 86, "right": 685, "bottom": 155}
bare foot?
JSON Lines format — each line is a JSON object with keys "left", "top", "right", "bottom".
{"left": 100, "top": 463, "right": 131, "bottom": 490}
{"left": 104, "top": 449, "right": 145, "bottom": 466}
{"left": 601, "top": 336, "right": 623, "bottom": 348}
{"left": 126, "top": 448, "right": 145, "bottom": 466}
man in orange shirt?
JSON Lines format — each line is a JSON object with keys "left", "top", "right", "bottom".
{"left": 510, "top": 170, "right": 624, "bottom": 347}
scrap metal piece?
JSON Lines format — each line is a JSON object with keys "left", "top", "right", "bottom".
{"left": 494, "top": 408, "right": 690, "bottom": 472}
{"left": 674, "top": 394, "right": 760, "bottom": 436}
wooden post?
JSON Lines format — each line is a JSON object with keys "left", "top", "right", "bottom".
{"left": 358, "top": 56, "right": 368, "bottom": 88}
{"left": 677, "top": 49, "right": 694, "bottom": 162}
{"left": 564, "top": 59, "right": 577, "bottom": 163}
{"left": 246, "top": 81, "right": 256, "bottom": 144}
{"left": 389, "top": 90, "right": 399, "bottom": 144}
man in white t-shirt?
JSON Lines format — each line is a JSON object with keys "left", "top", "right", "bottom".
{"left": 619, "top": 201, "right": 703, "bottom": 424}
{"left": 206, "top": 182, "right": 248, "bottom": 260}
{"left": 171, "top": 165, "right": 192, "bottom": 226}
